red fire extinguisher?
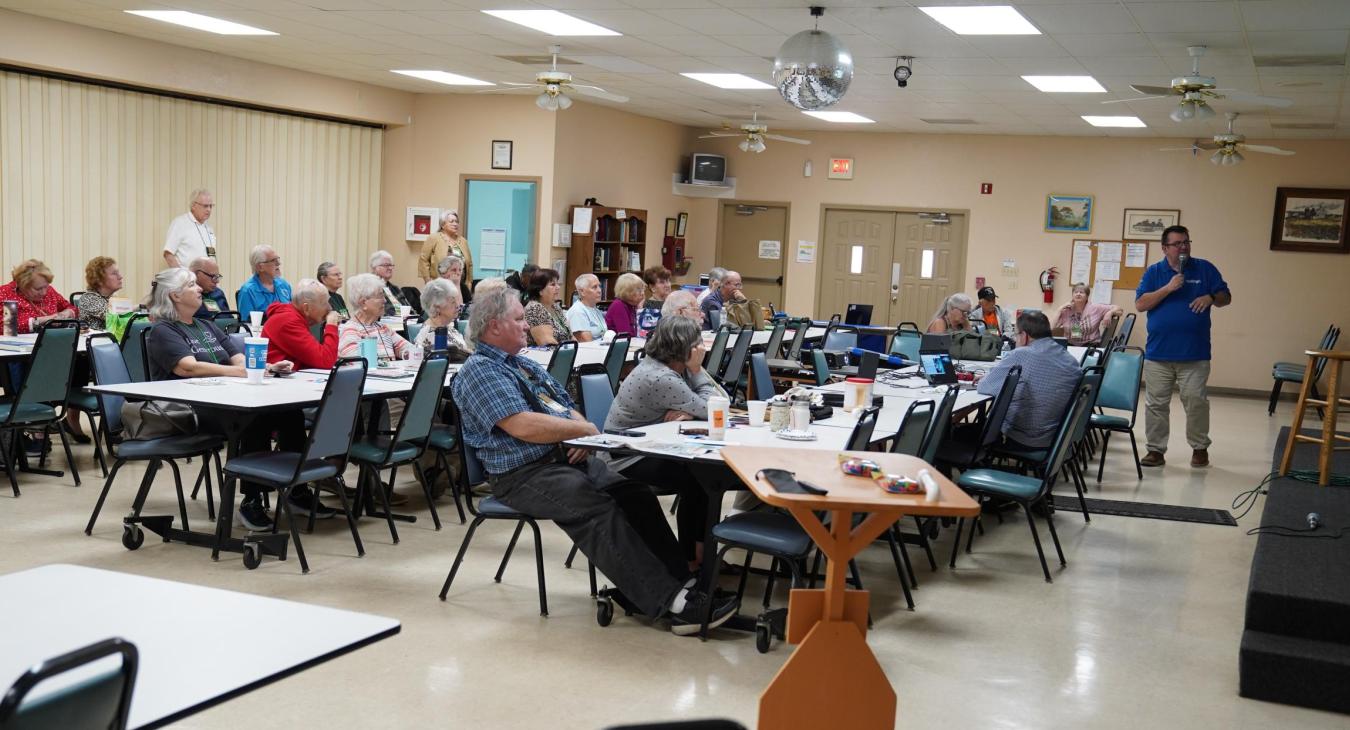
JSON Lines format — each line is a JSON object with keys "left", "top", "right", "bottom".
{"left": 1039, "top": 267, "right": 1058, "bottom": 304}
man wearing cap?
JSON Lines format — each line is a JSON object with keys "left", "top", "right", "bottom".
{"left": 972, "top": 286, "right": 1015, "bottom": 340}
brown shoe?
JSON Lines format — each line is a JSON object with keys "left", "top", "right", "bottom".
{"left": 1191, "top": 449, "right": 1209, "bottom": 468}
{"left": 1140, "top": 451, "right": 1166, "bottom": 467}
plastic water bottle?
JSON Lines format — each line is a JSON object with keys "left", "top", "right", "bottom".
{"left": 1000, "top": 340, "right": 1012, "bottom": 359}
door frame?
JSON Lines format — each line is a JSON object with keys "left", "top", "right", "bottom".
{"left": 459, "top": 173, "right": 545, "bottom": 265}
{"left": 814, "top": 203, "right": 972, "bottom": 320}
{"left": 715, "top": 199, "right": 791, "bottom": 302}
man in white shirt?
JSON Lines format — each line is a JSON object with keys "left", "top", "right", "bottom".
{"left": 163, "top": 188, "right": 217, "bottom": 269}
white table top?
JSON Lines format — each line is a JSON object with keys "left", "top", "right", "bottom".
{"left": 0, "top": 332, "right": 94, "bottom": 359}
{"left": 0, "top": 564, "right": 399, "bottom": 729}
{"left": 519, "top": 338, "right": 645, "bottom": 369}
{"left": 569, "top": 419, "right": 850, "bottom": 463}
{"left": 812, "top": 384, "right": 989, "bottom": 442}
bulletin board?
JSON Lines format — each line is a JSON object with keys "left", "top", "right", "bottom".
{"left": 1070, "top": 239, "right": 1151, "bottom": 302}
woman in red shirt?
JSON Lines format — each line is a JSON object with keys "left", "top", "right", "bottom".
{"left": 0, "top": 259, "right": 76, "bottom": 334}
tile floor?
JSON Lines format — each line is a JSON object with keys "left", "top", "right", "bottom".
{"left": 0, "top": 395, "right": 1345, "bottom": 728}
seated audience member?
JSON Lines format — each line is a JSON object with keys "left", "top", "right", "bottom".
{"left": 695, "top": 267, "right": 726, "bottom": 308}
{"left": 926, "top": 293, "right": 975, "bottom": 334}
{"left": 607, "top": 316, "right": 732, "bottom": 568}
{"left": 143, "top": 268, "right": 332, "bottom": 528}
{"left": 261, "top": 279, "right": 341, "bottom": 370}
{"left": 605, "top": 273, "right": 644, "bottom": 337}
{"left": 317, "top": 261, "right": 348, "bottom": 320}
{"left": 975, "top": 310, "right": 1081, "bottom": 449}
{"left": 437, "top": 254, "right": 473, "bottom": 305}
{"left": 236, "top": 244, "right": 291, "bottom": 321}
{"left": 453, "top": 287, "right": 738, "bottom": 633}
{"left": 1055, "top": 283, "right": 1125, "bottom": 346}
{"left": 0, "top": 259, "right": 76, "bottom": 334}
{"left": 369, "top": 250, "right": 410, "bottom": 316}
{"left": 566, "top": 273, "right": 606, "bottom": 342}
{"left": 523, "top": 268, "right": 569, "bottom": 347}
{"left": 190, "top": 257, "right": 229, "bottom": 316}
{"left": 699, "top": 270, "right": 744, "bottom": 330}
{"left": 339, "top": 273, "right": 412, "bottom": 363}
{"left": 972, "top": 286, "right": 1015, "bottom": 339}
{"left": 414, "top": 279, "right": 471, "bottom": 363}
{"left": 642, "top": 265, "right": 673, "bottom": 309}
{"left": 661, "top": 290, "right": 703, "bottom": 323}
{"left": 79, "top": 256, "right": 123, "bottom": 330}
{"left": 505, "top": 263, "right": 539, "bottom": 303}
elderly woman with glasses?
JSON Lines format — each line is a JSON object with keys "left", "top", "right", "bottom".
{"left": 414, "top": 278, "right": 470, "bottom": 363}
{"left": 926, "top": 292, "right": 975, "bottom": 334}
{"left": 236, "top": 244, "right": 291, "bottom": 321}
{"left": 436, "top": 254, "right": 472, "bottom": 306}
{"left": 420, "top": 209, "right": 472, "bottom": 284}
{"left": 316, "top": 261, "right": 348, "bottom": 320}
{"left": 1055, "top": 283, "right": 1124, "bottom": 346}
{"left": 370, "top": 250, "right": 411, "bottom": 317}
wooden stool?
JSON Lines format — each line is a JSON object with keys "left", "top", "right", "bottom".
{"left": 1278, "top": 349, "right": 1350, "bottom": 486}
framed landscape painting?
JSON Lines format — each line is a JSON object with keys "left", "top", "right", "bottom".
{"left": 1123, "top": 208, "right": 1180, "bottom": 240}
{"left": 1270, "top": 187, "right": 1350, "bottom": 253}
{"left": 1046, "top": 194, "right": 1093, "bottom": 233}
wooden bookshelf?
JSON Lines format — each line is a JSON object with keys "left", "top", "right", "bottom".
{"left": 566, "top": 205, "right": 647, "bottom": 302}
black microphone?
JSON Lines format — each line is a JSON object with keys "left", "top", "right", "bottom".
{"left": 1308, "top": 512, "right": 1321, "bottom": 529}
{"left": 1177, "top": 253, "right": 1190, "bottom": 270}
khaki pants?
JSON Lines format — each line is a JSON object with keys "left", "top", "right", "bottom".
{"left": 1143, "top": 359, "right": 1211, "bottom": 454}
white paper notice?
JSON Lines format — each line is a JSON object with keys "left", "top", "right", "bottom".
{"left": 1095, "top": 261, "right": 1120, "bottom": 282}
{"left": 615, "top": 209, "right": 627, "bottom": 220}
{"left": 1097, "top": 241, "right": 1123, "bottom": 263}
{"left": 796, "top": 240, "right": 817, "bottom": 264}
{"left": 758, "top": 240, "right": 782, "bottom": 260}
{"left": 480, "top": 228, "right": 507, "bottom": 271}
{"left": 1071, "top": 242, "right": 1092, "bottom": 284}
{"left": 1090, "top": 284, "right": 1113, "bottom": 304}
{"left": 1126, "top": 242, "right": 1147, "bottom": 267}
{"left": 571, "top": 207, "right": 593, "bottom": 235}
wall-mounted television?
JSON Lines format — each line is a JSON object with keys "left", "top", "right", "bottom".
{"left": 688, "top": 153, "right": 727, "bottom": 186}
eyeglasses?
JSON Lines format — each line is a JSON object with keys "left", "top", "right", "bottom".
{"left": 193, "top": 202, "right": 215, "bottom": 209}
{"left": 193, "top": 270, "right": 222, "bottom": 282}
{"left": 1163, "top": 239, "right": 1192, "bottom": 247}
{"left": 263, "top": 257, "right": 281, "bottom": 265}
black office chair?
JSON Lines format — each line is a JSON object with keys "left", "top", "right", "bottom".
{"left": 546, "top": 341, "right": 578, "bottom": 391}
{"left": 603, "top": 333, "right": 631, "bottom": 394}
{"left": 0, "top": 637, "right": 137, "bottom": 730}
{"left": 719, "top": 326, "right": 753, "bottom": 398}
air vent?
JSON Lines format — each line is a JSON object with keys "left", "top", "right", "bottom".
{"left": 497, "top": 54, "right": 579, "bottom": 66}
{"left": 1270, "top": 121, "right": 1335, "bottom": 130}
{"left": 920, "top": 118, "right": 978, "bottom": 125}
{"left": 1253, "top": 54, "right": 1345, "bottom": 68}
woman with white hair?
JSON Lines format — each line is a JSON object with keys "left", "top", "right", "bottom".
{"left": 369, "top": 250, "right": 411, "bottom": 317}
{"left": 414, "top": 278, "right": 471, "bottom": 363}
{"left": 566, "top": 273, "right": 606, "bottom": 342}
{"left": 339, "top": 273, "right": 412, "bottom": 362}
{"left": 420, "top": 209, "right": 472, "bottom": 284}
{"left": 436, "top": 254, "right": 472, "bottom": 305}
{"left": 926, "top": 292, "right": 975, "bottom": 334}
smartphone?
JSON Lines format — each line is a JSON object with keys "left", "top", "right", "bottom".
{"left": 679, "top": 427, "right": 709, "bottom": 436}
{"left": 604, "top": 428, "right": 646, "bottom": 437}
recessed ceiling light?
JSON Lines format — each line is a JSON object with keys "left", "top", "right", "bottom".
{"left": 392, "top": 70, "right": 494, "bottom": 87}
{"left": 1081, "top": 115, "right": 1146, "bottom": 128}
{"left": 802, "top": 111, "right": 874, "bottom": 124}
{"left": 1022, "top": 75, "right": 1105, "bottom": 93}
{"left": 482, "top": 10, "right": 620, "bottom": 36}
{"left": 680, "top": 73, "right": 774, "bottom": 90}
{"left": 919, "top": 6, "right": 1039, "bottom": 35}
{"left": 124, "top": 10, "right": 277, "bottom": 35}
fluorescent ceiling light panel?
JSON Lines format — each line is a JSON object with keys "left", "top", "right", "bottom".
{"left": 392, "top": 70, "right": 494, "bottom": 86}
{"left": 1081, "top": 115, "right": 1146, "bottom": 128}
{"left": 919, "top": 6, "right": 1039, "bottom": 35}
{"left": 1022, "top": 75, "right": 1105, "bottom": 93}
{"left": 124, "top": 10, "right": 276, "bottom": 35}
{"left": 680, "top": 73, "right": 774, "bottom": 90}
{"left": 482, "top": 10, "right": 620, "bottom": 36}
{"left": 802, "top": 111, "right": 875, "bottom": 123}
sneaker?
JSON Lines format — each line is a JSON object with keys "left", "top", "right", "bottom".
{"left": 1140, "top": 451, "right": 1166, "bottom": 468}
{"left": 287, "top": 489, "right": 337, "bottom": 519}
{"left": 238, "top": 499, "right": 274, "bottom": 531}
{"left": 1190, "top": 449, "right": 1210, "bottom": 468}
{"left": 669, "top": 589, "right": 740, "bottom": 636}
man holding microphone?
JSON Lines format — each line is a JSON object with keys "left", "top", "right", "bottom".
{"left": 1135, "top": 225, "right": 1232, "bottom": 468}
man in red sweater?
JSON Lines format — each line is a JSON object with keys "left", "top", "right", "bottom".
{"left": 262, "top": 279, "right": 341, "bottom": 370}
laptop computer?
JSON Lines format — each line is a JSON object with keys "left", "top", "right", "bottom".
{"left": 920, "top": 333, "right": 951, "bottom": 354}
{"left": 919, "top": 350, "right": 958, "bottom": 385}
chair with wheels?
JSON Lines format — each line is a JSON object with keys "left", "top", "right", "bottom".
{"left": 0, "top": 637, "right": 137, "bottom": 730}
{"left": 1092, "top": 347, "right": 1145, "bottom": 482}
{"left": 215, "top": 359, "right": 368, "bottom": 573}
{"left": 0, "top": 321, "right": 82, "bottom": 496}
{"left": 603, "top": 333, "right": 631, "bottom": 394}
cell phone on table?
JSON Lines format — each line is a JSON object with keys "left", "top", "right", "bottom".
{"left": 678, "top": 426, "right": 709, "bottom": 436}
{"left": 604, "top": 428, "right": 646, "bottom": 437}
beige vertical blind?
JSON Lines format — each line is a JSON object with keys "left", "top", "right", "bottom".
{"left": 0, "top": 69, "right": 382, "bottom": 305}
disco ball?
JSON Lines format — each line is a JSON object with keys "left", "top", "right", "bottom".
{"left": 772, "top": 29, "right": 853, "bottom": 111}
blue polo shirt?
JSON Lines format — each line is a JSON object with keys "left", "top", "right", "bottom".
{"left": 1135, "top": 257, "right": 1229, "bottom": 362}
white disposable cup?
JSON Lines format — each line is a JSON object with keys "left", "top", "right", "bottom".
{"left": 399, "top": 305, "right": 412, "bottom": 318}
{"left": 747, "top": 400, "right": 767, "bottom": 426}
{"left": 248, "top": 311, "right": 263, "bottom": 330}
{"left": 244, "top": 336, "right": 268, "bottom": 385}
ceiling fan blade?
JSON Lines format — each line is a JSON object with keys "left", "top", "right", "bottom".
{"left": 569, "top": 84, "right": 628, "bottom": 103}
{"left": 1243, "top": 143, "right": 1296, "bottom": 155}
{"left": 475, "top": 86, "right": 537, "bottom": 94}
{"left": 1195, "top": 141, "right": 1222, "bottom": 150}
{"left": 1158, "top": 146, "right": 1198, "bottom": 152}
{"left": 1211, "top": 89, "right": 1293, "bottom": 108}
{"left": 698, "top": 133, "right": 739, "bottom": 139}
{"left": 501, "top": 81, "right": 536, "bottom": 87}
{"left": 1100, "top": 95, "right": 1173, "bottom": 105}
{"left": 1129, "top": 84, "right": 1178, "bottom": 97}
{"left": 764, "top": 134, "right": 811, "bottom": 145}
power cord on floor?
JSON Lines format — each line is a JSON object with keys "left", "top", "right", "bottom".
{"left": 1235, "top": 470, "right": 1349, "bottom": 539}
{"left": 1231, "top": 471, "right": 1277, "bottom": 521}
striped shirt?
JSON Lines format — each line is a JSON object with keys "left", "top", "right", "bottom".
{"left": 977, "top": 337, "right": 1080, "bottom": 448}
{"left": 338, "top": 318, "right": 410, "bottom": 361}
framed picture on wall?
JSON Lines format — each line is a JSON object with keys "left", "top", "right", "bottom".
{"left": 1122, "top": 208, "right": 1180, "bottom": 240}
{"left": 405, "top": 206, "right": 439, "bottom": 242}
{"left": 1045, "top": 194, "right": 1093, "bottom": 233}
{"left": 676, "top": 212, "right": 689, "bottom": 237}
{"left": 491, "top": 140, "right": 512, "bottom": 170}
{"left": 665, "top": 218, "right": 677, "bottom": 237}
{"left": 1270, "top": 187, "right": 1350, "bottom": 253}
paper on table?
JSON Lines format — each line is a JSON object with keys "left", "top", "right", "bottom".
{"left": 480, "top": 228, "right": 507, "bottom": 271}
{"left": 571, "top": 207, "right": 593, "bottom": 235}
{"left": 1126, "top": 242, "right": 1147, "bottom": 267}
{"left": 1097, "top": 241, "right": 1123, "bottom": 263}
{"left": 1090, "top": 285, "right": 1113, "bottom": 304}
{"left": 1071, "top": 241, "right": 1092, "bottom": 284}
{"left": 1095, "top": 261, "right": 1120, "bottom": 281}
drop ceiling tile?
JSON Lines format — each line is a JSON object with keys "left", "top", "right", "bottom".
{"left": 1161, "top": 51, "right": 1256, "bottom": 75}
{"left": 653, "top": 34, "right": 763, "bottom": 56}
{"left": 647, "top": 8, "right": 778, "bottom": 35}
{"left": 1018, "top": 3, "right": 1141, "bottom": 34}
{"left": 1125, "top": 2, "right": 1242, "bottom": 33}
{"left": 406, "top": 10, "right": 523, "bottom": 33}
{"left": 569, "top": 55, "right": 666, "bottom": 73}
{"left": 628, "top": 55, "right": 701, "bottom": 71}
{"left": 576, "top": 36, "right": 685, "bottom": 56}
{"left": 736, "top": 8, "right": 859, "bottom": 35}
{"left": 1145, "top": 32, "right": 1246, "bottom": 53}
{"left": 713, "top": 35, "right": 783, "bottom": 56}
{"left": 949, "top": 75, "right": 1029, "bottom": 92}
{"left": 1238, "top": 0, "right": 1350, "bottom": 32}
{"left": 1078, "top": 56, "right": 1174, "bottom": 77}
{"left": 998, "top": 57, "right": 1090, "bottom": 74}
{"left": 615, "top": 0, "right": 720, "bottom": 9}
{"left": 921, "top": 58, "right": 1006, "bottom": 76}
{"left": 1056, "top": 33, "right": 1156, "bottom": 57}
{"left": 1248, "top": 30, "right": 1349, "bottom": 57}
{"left": 689, "top": 56, "right": 774, "bottom": 74}
{"left": 964, "top": 36, "right": 1073, "bottom": 59}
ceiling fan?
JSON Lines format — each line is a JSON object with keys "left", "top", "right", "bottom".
{"left": 481, "top": 45, "right": 628, "bottom": 111}
{"left": 1160, "top": 112, "right": 1295, "bottom": 166}
{"left": 1102, "top": 45, "right": 1292, "bottom": 122}
{"left": 698, "top": 109, "right": 810, "bottom": 153}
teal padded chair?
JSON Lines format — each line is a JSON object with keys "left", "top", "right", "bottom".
{"left": 405, "top": 320, "right": 424, "bottom": 343}
{"left": 83, "top": 337, "right": 226, "bottom": 536}
{"left": 215, "top": 359, "right": 368, "bottom": 573}
{"left": 1269, "top": 325, "right": 1339, "bottom": 418}
{"left": 209, "top": 310, "right": 243, "bottom": 335}
{"left": 66, "top": 334, "right": 109, "bottom": 478}
{"left": 0, "top": 637, "right": 137, "bottom": 730}
{"left": 703, "top": 325, "right": 731, "bottom": 376}
{"left": 120, "top": 314, "right": 151, "bottom": 382}
{"left": 952, "top": 381, "right": 1096, "bottom": 582}
{"left": 822, "top": 324, "right": 857, "bottom": 352}
{"left": 1092, "top": 347, "right": 1145, "bottom": 482}
{"left": 576, "top": 369, "right": 614, "bottom": 432}
{"left": 889, "top": 322, "right": 922, "bottom": 363}
{"left": 602, "top": 333, "right": 631, "bottom": 394}
{"left": 749, "top": 353, "right": 775, "bottom": 401}
{"left": 547, "top": 340, "right": 578, "bottom": 390}
{"left": 349, "top": 357, "right": 452, "bottom": 540}
{"left": 888, "top": 399, "right": 938, "bottom": 573}
{"left": 811, "top": 349, "right": 831, "bottom": 386}
{"left": 718, "top": 327, "right": 752, "bottom": 398}
{"left": 0, "top": 320, "right": 81, "bottom": 496}
{"left": 1114, "top": 312, "right": 1137, "bottom": 347}
{"left": 455, "top": 319, "right": 469, "bottom": 336}
{"left": 1079, "top": 346, "right": 1101, "bottom": 370}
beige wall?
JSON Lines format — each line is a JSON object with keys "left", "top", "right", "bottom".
{"left": 683, "top": 131, "right": 1350, "bottom": 391}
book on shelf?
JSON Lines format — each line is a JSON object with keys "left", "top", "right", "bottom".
{"left": 629, "top": 250, "right": 641, "bottom": 271}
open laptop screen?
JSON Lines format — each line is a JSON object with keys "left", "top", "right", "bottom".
{"left": 919, "top": 351, "right": 958, "bottom": 385}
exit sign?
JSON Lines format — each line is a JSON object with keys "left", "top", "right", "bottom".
{"left": 828, "top": 158, "right": 854, "bottom": 179}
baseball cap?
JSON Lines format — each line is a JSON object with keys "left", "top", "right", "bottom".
{"left": 977, "top": 286, "right": 997, "bottom": 301}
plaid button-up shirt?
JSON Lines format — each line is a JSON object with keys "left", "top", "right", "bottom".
{"left": 452, "top": 341, "right": 576, "bottom": 475}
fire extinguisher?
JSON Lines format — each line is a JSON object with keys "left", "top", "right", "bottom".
{"left": 1039, "top": 267, "right": 1058, "bottom": 304}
